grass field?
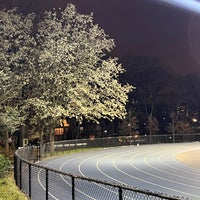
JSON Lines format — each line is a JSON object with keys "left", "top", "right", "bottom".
{"left": 0, "top": 173, "right": 29, "bottom": 200}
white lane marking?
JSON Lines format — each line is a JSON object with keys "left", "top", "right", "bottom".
{"left": 145, "top": 151, "right": 200, "bottom": 183}
{"left": 37, "top": 169, "right": 59, "bottom": 200}
{"left": 142, "top": 151, "right": 200, "bottom": 189}
{"left": 158, "top": 146, "right": 200, "bottom": 176}
{"left": 95, "top": 148, "right": 142, "bottom": 185}
{"left": 62, "top": 148, "right": 126, "bottom": 200}
{"left": 77, "top": 149, "right": 123, "bottom": 199}
{"left": 45, "top": 155, "right": 97, "bottom": 200}
{"left": 110, "top": 148, "right": 200, "bottom": 199}
{"left": 37, "top": 154, "right": 84, "bottom": 200}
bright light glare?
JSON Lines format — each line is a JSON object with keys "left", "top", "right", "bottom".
{"left": 158, "top": 0, "right": 200, "bottom": 14}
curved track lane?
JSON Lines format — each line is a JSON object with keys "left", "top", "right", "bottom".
{"left": 37, "top": 142, "right": 200, "bottom": 200}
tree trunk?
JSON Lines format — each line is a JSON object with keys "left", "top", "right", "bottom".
{"left": 76, "top": 121, "right": 80, "bottom": 139}
{"left": 172, "top": 122, "right": 175, "bottom": 143}
{"left": 49, "top": 128, "right": 55, "bottom": 156}
{"left": 39, "top": 130, "right": 44, "bottom": 159}
{"left": 148, "top": 116, "right": 153, "bottom": 143}
{"left": 18, "top": 125, "right": 25, "bottom": 147}
{"left": 4, "top": 130, "right": 9, "bottom": 153}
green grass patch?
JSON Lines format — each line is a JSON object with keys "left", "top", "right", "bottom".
{"left": 0, "top": 173, "right": 29, "bottom": 200}
{"left": 0, "top": 152, "right": 28, "bottom": 200}
{"left": 44, "top": 147, "right": 104, "bottom": 159}
{"left": 55, "top": 147, "right": 102, "bottom": 156}
{"left": 0, "top": 154, "right": 10, "bottom": 178}
{"left": 55, "top": 147, "right": 103, "bottom": 155}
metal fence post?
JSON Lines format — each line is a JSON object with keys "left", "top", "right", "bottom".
{"left": 38, "top": 145, "right": 41, "bottom": 161}
{"left": 72, "top": 176, "right": 75, "bottom": 200}
{"left": 14, "top": 154, "right": 17, "bottom": 186}
{"left": 29, "top": 164, "right": 31, "bottom": 198}
{"left": 119, "top": 186, "right": 123, "bottom": 200}
{"left": 19, "top": 160, "right": 22, "bottom": 190}
{"left": 46, "top": 169, "right": 49, "bottom": 200}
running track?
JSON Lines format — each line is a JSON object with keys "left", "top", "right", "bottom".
{"left": 36, "top": 142, "right": 200, "bottom": 200}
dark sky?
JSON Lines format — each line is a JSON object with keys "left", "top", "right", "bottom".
{"left": 3, "top": 0, "right": 200, "bottom": 74}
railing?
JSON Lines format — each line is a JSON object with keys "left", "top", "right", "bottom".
{"left": 14, "top": 134, "right": 199, "bottom": 200}
{"left": 42, "top": 133, "right": 200, "bottom": 159}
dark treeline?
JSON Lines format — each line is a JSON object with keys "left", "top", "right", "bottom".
{"left": 118, "top": 55, "right": 200, "bottom": 137}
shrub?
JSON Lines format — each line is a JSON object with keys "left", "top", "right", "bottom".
{"left": 0, "top": 154, "right": 10, "bottom": 178}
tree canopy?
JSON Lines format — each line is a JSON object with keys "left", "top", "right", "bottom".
{"left": 0, "top": 5, "right": 132, "bottom": 144}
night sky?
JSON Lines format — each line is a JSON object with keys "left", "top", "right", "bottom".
{"left": 2, "top": 0, "right": 200, "bottom": 75}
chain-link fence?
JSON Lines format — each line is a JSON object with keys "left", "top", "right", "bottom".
{"left": 14, "top": 134, "right": 199, "bottom": 200}
{"left": 42, "top": 133, "right": 200, "bottom": 159}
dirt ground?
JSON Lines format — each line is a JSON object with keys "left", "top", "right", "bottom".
{"left": 176, "top": 150, "right": 200, "bottom": 169}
